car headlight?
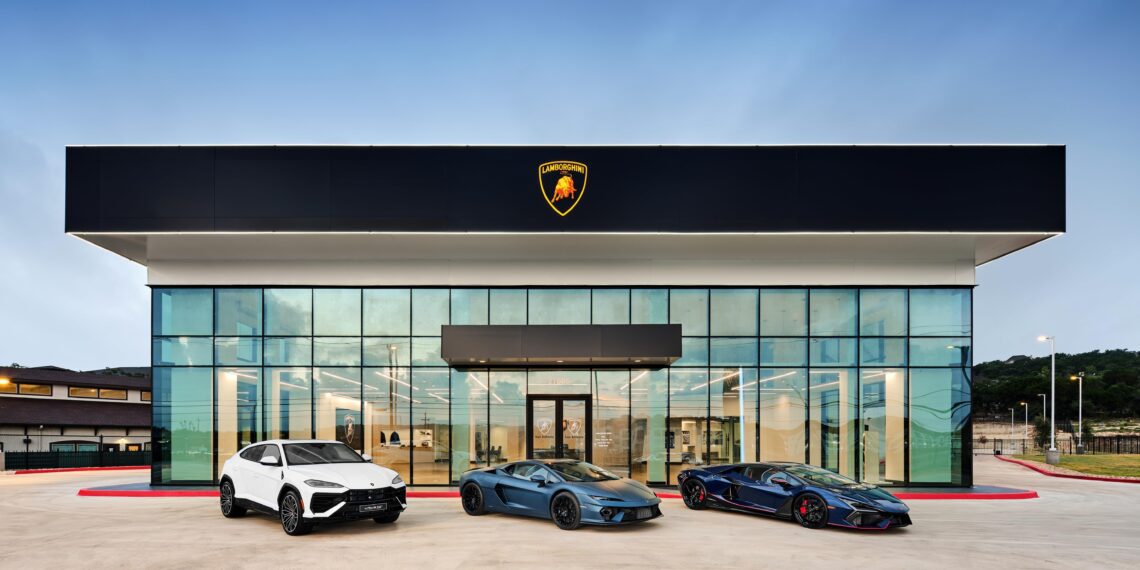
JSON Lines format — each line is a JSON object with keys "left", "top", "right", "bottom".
{"left": 588, "top": 495, "right": 621, "bottom": 502}
{"left": 304, "top": 479, "right": 345, "bottom": 488}
{"left": 392, "top": 475, "right": 404, "bottom": 485}
{"left": 839, "top": 497, "right": 876, "bottom": 511}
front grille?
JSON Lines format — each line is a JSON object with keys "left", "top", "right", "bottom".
{"left": 310, "top": 492, "right": 347, "bottom": 514}
{"left": 347, "top": 486, "right": 405, "bottom": 504}
{"left": 616, "top": 505, "right": 661, "bottom": 521}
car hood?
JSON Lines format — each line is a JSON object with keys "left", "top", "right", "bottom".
{"left": 288, "top": 463, "right": 401, "bottom": 489}
{"left": 831, "top": 484, "right": 909, "bottom": 512}
{"left": 572, "top": 478, "right": 658, "bottom": 501}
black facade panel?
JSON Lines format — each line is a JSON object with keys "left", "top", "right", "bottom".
{"left": 441, "top": 324, "right": 682, "bottom": 366}
{"left": 65, "top": 145, "right": 1065, "bottom": 233}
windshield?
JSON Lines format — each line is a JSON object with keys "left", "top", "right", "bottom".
{"left": 546, "top": 461, "right": 620, "bottom": 482}
{"left": 284, "top": 443, "right": 365, "bottom": 465}
{"left": 783, "top": 465, "right": 859, "bottom": 487}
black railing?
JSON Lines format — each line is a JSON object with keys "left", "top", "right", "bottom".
{"left": 3, "top": 451, "right": 151, "bottom": 470}
{"left": 974, "top": 436, "right": 1140, "bottom": 456}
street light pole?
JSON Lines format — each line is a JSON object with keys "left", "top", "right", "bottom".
{"left": 1071, "top": 372, "right": 1085, "bottom": 454}
{"left": 1038, "top": 335, "right": 1059, "bottom": 464}
{"left": 1020, "top": 402, "right": 1028, "bottom": 438}
{"left": 1009, "top": 408, "right": 1015, "bottom": 438}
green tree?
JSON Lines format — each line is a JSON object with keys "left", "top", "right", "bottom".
{"left": 1032, "top": 415, "right": 1049, "bottom": 449}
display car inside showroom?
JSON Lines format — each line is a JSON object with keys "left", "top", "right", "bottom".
{"left": 64, "top": 145, "right": 1065, "bottom": 488}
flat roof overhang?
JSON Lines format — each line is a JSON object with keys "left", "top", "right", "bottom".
{"left": 440, "top": 324, "right": 682, "bottom": 367}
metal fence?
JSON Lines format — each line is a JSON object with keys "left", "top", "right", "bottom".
{"left": 2, "top": 451, "right": 151, "bottom": 470}
{"left": 974, "top": 436, "right": 1140, "bottom": 456}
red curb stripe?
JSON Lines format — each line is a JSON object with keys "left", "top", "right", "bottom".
{"left": 894, "top": 491, "right": 1037, "bottom": 500}
{"left": 995, "top": 454, "right": 1140, "bottom": 484}
{"left": 14, "top": 466, "right": 148, "bottom": 475}
{"left": 78, "top": 489, "right": 218, "bottom": 498}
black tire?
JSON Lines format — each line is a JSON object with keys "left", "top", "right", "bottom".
{"left": 461, "top": 483, "right": 487, "bottom": 516}
{"left": 219, "top": 479, "right": 246, "bottom": 518}
{"left": 372, "top": 512, "right": 400, "bottom": 524}
{"left": 792, "top": 493, "right": 828, "bottom": 529}
{"left": 280, "top": 490, "right": 313, "bottom": 536}
{"left": 681, "top": 479, "right": 708, "bottom": 510}
{"left": 550, "top": 492, "right": 582, "bottom": 530}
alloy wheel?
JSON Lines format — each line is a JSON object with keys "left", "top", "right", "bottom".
{"left": 796, "top": 494, "right": 827, "bottom": 528}
{"left": 281, "top": 494, "right": 300, "bottom": 533}
{"left": 462, "top": 485, "right": 482, "bottom": 513}
{"left": 682, "top": 480, "right": 706, "bottom": 509}
{"left": 552, "top": 495, "right": 578, "bottom": 528}
{"left": 220, "top": 482, "right": 234, "bottom": 515}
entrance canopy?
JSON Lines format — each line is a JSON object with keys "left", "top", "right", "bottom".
{"left": 440, "top": 324, "right": 682, "bottom": 367}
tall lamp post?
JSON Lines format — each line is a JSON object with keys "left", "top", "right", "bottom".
{"left": 1019, "top": 401, "right": 1028, "bottom": 453}
{"left": 1071, "top": 372, "right": 1085, "bottom": 454}
{"left": 1009, "top": 408, "right": 1015, "bottom": 438}
{"left": 1037, "top": 335, "right": 1059, "bottom": 465}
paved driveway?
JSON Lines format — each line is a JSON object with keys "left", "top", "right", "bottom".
{"left": 2, "top": 456, "right": 1138, "bottom": 569}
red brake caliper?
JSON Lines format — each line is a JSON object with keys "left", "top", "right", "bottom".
{"left": 799, "top": 499, "right": 808, "bottom": 516}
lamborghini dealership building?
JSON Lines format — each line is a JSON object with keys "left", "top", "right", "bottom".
{"left": 65, "top": 145, "right": 1065, "bottom": 488}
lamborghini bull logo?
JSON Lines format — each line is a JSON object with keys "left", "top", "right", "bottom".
{"left": 538, "top": 161, "right": 588, "bottom": 216}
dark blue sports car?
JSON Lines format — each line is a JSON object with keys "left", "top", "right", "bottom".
{"left": 678, "top": 462, "right": 912, "bottom": 530}
{"left": 459, "top": 459, "right": 662, "bottom": 530}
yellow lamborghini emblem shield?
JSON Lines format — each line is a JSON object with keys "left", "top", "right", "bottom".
{"left": 538, "top": 161, "right": 587, "bottom": 216}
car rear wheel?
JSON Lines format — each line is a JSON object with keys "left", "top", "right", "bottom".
{"left": 372, "top": 512, "right": 400, "bottom": 524}
{"left": 461, "top": 483, "right": 487, "bottom": 516}
{"left": 792, "top": 493, "right": 828, "bottom": 529}
{"left": 551, "top": 492, "right": 582, "bottom": 530}
{"left": 219, "top": 479, "right": 246, "bottom": 518}
{"left": 681, "top": 479, "right": 708, "bottom": 510}
{"left": 280, "top": 490, "right": 313, "bottom": 536}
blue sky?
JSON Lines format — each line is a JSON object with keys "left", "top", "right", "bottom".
{"left": 1, "top": 1, "right": 1137, "bottom": 369}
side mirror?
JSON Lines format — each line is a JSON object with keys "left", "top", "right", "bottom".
{"left": 529, "top": 474, "right": 547, "bottom": 486}
{"left": 769, "top": 476, "right": 790, "bottom": 487}
{"left": 259, "top": 455, "right": 280, "bottom": 466}
{"left": 361, "top": 454, "right": 373, "bottom": 462}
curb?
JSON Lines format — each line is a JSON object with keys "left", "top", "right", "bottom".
{"left": 76, "top": 488, "right": 1034, "bottom": 500}
{"left": 893, "top": 490, "right": 1037, "bottom": 500}
{"left": 14, "top": 466, "right": 149, "bottom": 475}
{"left": 995, "top": 455, "right": 1140, "bottom": 484}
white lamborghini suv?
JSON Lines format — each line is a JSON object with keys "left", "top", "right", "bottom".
{"left": 219, "top": 439, "right": 407, "bottom": 535}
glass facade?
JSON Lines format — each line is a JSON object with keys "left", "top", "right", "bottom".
{"left": 151, "top": 287, "right": 972, "bottom": 487}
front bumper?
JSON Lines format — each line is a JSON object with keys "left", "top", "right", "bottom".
{"left": 835, "top": 509, "right": 912, "bottom": 529}
{"left": 307, "top": 486, "right": 407, "bottom": 520}
{"left": 580, "top": 497, "right": 663, "bottom": 525}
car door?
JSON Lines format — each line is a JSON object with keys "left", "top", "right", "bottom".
{"left": 739, "top": 467, "right": 795, "bottom": 512}
{"left": 247, "top": 444, "right": 284, "bottom": 508}
{"left": 232, "top": 445, "right": 265, "bottom": 500}
{"left": 497, "top": 463, "right": 551, "bottom": 516}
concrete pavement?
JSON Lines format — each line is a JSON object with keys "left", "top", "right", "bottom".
{"left": 1, "top": 455, "right": 1138, "bottom": 569}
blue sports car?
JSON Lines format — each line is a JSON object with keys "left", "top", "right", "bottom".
{"left": 678, "top": 462, "right": 912, "bottom": 530}
{"left": 459, "top": 459, "right": 663, "bottom": 530}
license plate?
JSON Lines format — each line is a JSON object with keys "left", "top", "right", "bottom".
{"left": 636, "top": 507, "right": 651, "bottom": 519}
{"left": 359, "top": 503, "right": 387, "bottom": 513}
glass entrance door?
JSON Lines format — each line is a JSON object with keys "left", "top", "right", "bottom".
{"left": 527, "top": 397, "right": 591, "bottom": 461}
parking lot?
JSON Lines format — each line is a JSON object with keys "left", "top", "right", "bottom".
{"left": 2, "top": 456, "right": 1138, "bottom": 569}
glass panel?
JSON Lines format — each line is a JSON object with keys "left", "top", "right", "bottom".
{"left": 411, "top": 337, "right": 445, "bottom": 366}
{"left": 860, "top": 338, "right": 907, "bottom": 367}
{"left": 153, "top": 337, "right": 213, "bottom": 366}
{"left": 676, "top": 337, "right": 709, "bottom": 366}
{"left": 808, "top": 369, "right": 857, "bottom": 478}
{"left": 451, "top": 370, "right": 489, "bottom": 483}
{"left": 489, "top": 289, "right": 526, "bottom": 325}
{"left": 593, "top": 371, "right": 630, "bottom": 477}
{"left": 490, "top": 370, "right": 527, "bottom": 464}
{"left": 758, "top": 368, "right": 806, "bottom": 463}
{"left": 214, "top": 337, "right": 261, "bottom": 366}
{"left": 264, "top": 289, "right": 312, "bottom": 336}
{"left": 70, "top": 386, "right": 98, "bottom": 398}
{"left": 809, "top": 289, "right": 857, "bottom": 336}
{"left": 215, "top": 368, "right": 260, "bottom": 478}
{"left": 264, "top": 368, "right": 313, "bottom": 440}
{"left": 668, "top": 369, "right": 708, "bottom": 479}
{"left": 263, "top": 337, "right": 312, "bottom": 366}
{"left": 363, "top": 289, "right": 410, "bottom": 336}
{"left": 631, "top": 289, "right": 668, "bottom": 324}
{"left": 809, "top": 338, "right": 857, "bottom": 367}
{"left": 411, "top": 368, "right": 451, "bottom": 484}
{"left": 363, "top": 337, "right": 410, "bottom": 367}
{"left": 669, "top": 289, "right": 708, "bottom": 336}
{"left": 153, "top": 289, "right": 212, "bottom": 336}
{"left": 154, "top": 367, "right": 213, "bottom": 483}
{"left": 214, "top": 289, "right": 262, "bottom": 336}
{"left": 0, "top": 381, "right": 15, "bottom": 394}
{"left": 710, "top": 289, "right": 758, "bottom": 336}
{"left": 710, "top": 338, "right": 758, "bottom": 366}
{"left": 860, "top": 368, "right": 906, "bottom": 485}
{"left": 531, "top": 399, "right": 557, "bottom": 459}
{"left": 451, "top": 289, "right": 489, "bottom": 325}
{"left": 710, "top": 368, "right": 757, "bottom": 465}
{"left": 630, "top": 369, "right": 667, "bottom": 483}
{"left": 365, "top": 367, "right": 411, "bottom": 481}
{"left": 910, "top": 338, "right": 972, "bottom": 367}
{"left": 910, "top": 289, "right": 971, "bottom": 336}
{"left": 760, "top": 289, "right": 806, "bottom": 336}
{"left": 412, "top": 289, "right": 450, "bottom": 336}
{"left": 18, "top": 383, "right": 51, "bottom": 396}
{"left": 313, "top": 289, "right": 361, "bottom": 336}
{"left": 759, "top": 338, "right": 807, "bottom": 367}
{"left": 528, "top": 289, "right": 590, "bottom": 324}
{"left": 860, "top": 289, "right": 907, "bottom": 336}
{"left": 313, "top": 337, "right": 362, "bottom": 366}
{"left": 99, "top": 388, "right": 127, "bottom": 400}
{"left": 592, "top": 289, "right": 630, "bottom": 324}
{"left": 909, "top": 368, "right": 970, "bottom": 484}
{"left": 314, "top": 368, "right": 363, "bottom": 451}
{"left": 528, "top": 369, "right": 589, "bottom": 395}
{"left": 562, "top": 399, "right": 588, "bottom": 461}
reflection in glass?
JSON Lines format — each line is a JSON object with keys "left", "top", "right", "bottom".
{"left": 314, "top": 368, "right": 362, "bottom": 451}
{"left": 214, "top": 337, "right": 261, "bottom": 366}
{"left": 153, "top": 337, "right": 213, "bottom": 366}
{"left": 910, "top": 289, "right": 971, "bottom": 336}
{"left": 363, "top": 337, "right": 410, "bottom": 367}
{"left": 216, "top": 368, "right": 260, "bottom": 477}
{"left": 314, "top": 289, "right": 361, "bottom": 336}
{"left": 153, "top": 289, "right": 212, "bottom": 336}
{"left": 363, "top": 289, "right": 410, "bottom": 336}
{"left": 265, "top": 368, "right": 312, "bottom": 439}
{"left": 592, "top": 371, "right": 630, "bottom": 477}
{"left": 630, "top": 369, "right": 667, "bottom": 484}
{"left": 365, "top": 367, "right": 411, "bottom": 481}
{"left": 809, "top": 289, "right": 857, "bottom": 336}
{"left": 676, "top": 337, "right": 710, "bottom": 366}
{"left": 411, "top": 368, "right": 450, "bottom": 484}
{"left": 759, "top": 338, "right": 807, "bottom": 366}
{"left": 215, "top": 289, "right": 261, "bottom": 336}
{"left": 860, "top": 368, "right": 905, "bottom": 485}
{"left": 860, "top": 338, "right": 907, "bottom": 367}
{"left": 490, "top": 370, "right": 527, "bottom": 465}
{"left": 263, "top": 337, "right": 311, "bottom": 366}
{"left": 313, "top": 337, "right": 362, "bottom": 366}
{"left": 528, "top": 370, "right": 590, "bottom": 395}
{"left": 809, "top": 338, "right": 857, "bottom": 367}
{"left": 668, "top": 369, "right": 708, "bottom": 480}
{"left": 528, "top": 289, "right": 590, "bottom": 324}
{"left": 808, "top": 369, "right": 857, "bottom": 477}
{"left": 489, "top": 289, "right": 526, "bottom": 324}
{"left": 411, "top": 289, "right": 449, "bottom": 336}
{"left": 451, "top": 370, "right": 489, "bottom": 483}
{"left": 631, "top": 289, "right": 668, "bottom": 324}
{"left": 909, "top": 368, "right": 969, "bottom": 484}
{"left": 451, "top": 289, "right": 489, "bottom": 325}
{"left": 670, "top": 289, "right": 709, "bottom": 336}
{"left": 910, "top": 338, "right": 971, "bottom": 367}
{"left": 710, "top": 338, "right": 758, "bottom": 366}
{"left": 710, "top": 368, "right": 757, "bottom": 465}
{"left": 760, "top": 289, "right": 806, "bottom": 336}
{"left": 710, "top": 289, "right": 758, "bottom": 336}
{"left": 265, "top": 289, "right": 312, "bottom": 336}
{"left": 592, "top": 289, "right": 630, "bottom": 324}
{"left": 860, "top": 289, "right": 907, "bottom": 336}
{"left": 411, "top": 337, "right": 445, "bottom": 366}
{"left": 153, "top": 367, "right": 213, "bottom": 483}
{"left": 758, "top": 368, "right": 806, "bottom": 463}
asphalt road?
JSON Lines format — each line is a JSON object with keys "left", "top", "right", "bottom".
{"left": 1, "top": 456, "right": 1138, "bottom": 569}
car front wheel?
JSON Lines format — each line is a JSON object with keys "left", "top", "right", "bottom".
{"left": 219, "top": 479, "right": 246, "bottom": 518}
{"left": 681, "top": 479, "right": 708, "bottom": 510}
{"left": 551, "top": 492, "right": 582, "bottom": 530}
{"left": 461, "top": 483, "right": 487, "bottom": 516}
{"left": 280, "top": 490, "right": 313, "bottom": 536}
{"left": 792, "top": 493, "right": 828, "bottom": 529}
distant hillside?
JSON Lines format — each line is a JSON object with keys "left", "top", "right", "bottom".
{"left": 973, "top": 349, "right": 1140, "bottom": 419}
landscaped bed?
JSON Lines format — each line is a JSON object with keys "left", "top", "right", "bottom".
{"left": 1012, "top": 454, "right": 1140, "bottom": 479}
